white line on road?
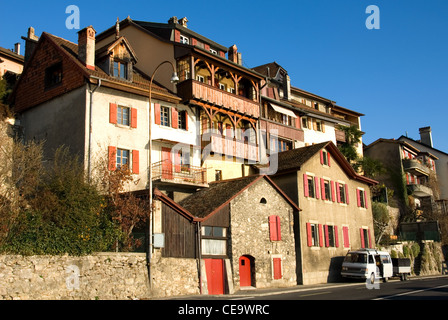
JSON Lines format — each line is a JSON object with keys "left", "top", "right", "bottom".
{"left": 374, "top": 284, "right": 448, "bottom": 300}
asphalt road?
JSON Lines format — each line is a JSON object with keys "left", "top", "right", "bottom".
{"left": 228, "top": 275, "right": 448, "bottom": 300}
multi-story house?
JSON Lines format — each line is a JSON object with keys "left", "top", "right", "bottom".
{"left": 398, "top": 127, "right": 448, "bottom": 207}
{"left": 96, "top": 17, "right": 265, "bottom": 184}
{"left": 364, "top": 138, "right": 439, "bottom": 223}
{"left": 270, "top": 141, "right": 377, "bottom": 285}
{"left": 252, "top": 62, "right": 365, "bottom": 159}
{"left": 12, "top": 26, "right": 186, "bottom": 196}
{"left": 0, "top": 44, "right": 24, "bottom": 78}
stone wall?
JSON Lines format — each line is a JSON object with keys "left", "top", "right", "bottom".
{"left": 0, "top": 252, "right": 201, "bottom": 300}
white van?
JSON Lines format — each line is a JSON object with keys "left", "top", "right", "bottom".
{"left": 341, "top": 249, "right": 393, "bottom": 284}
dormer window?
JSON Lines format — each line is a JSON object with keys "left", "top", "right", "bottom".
{"left": 180, "top": 35, "right": 189, "bottom": 44}
{"left": 113, "top": 60, "right": 128, "bottom": 79}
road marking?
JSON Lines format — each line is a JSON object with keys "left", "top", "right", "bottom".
{"left": 374, "top": 284, "right": 448, "bottom": 300}
{"left": 299, "top": 291, "right": 331, "bottom": 298}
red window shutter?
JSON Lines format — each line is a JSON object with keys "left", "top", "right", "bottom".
{"left": 154, "top": 103, "right": 161, "bottom": 125}
{"left": 318, "top": 224, "right": 324, "bottom": 247}
{"left": 273, "top": 258, "right": 282, "bottom": 280}
{"left": 321, "top": 178, "right": 326, "bottom": 200}
{"left": 184, "top": 111, "right": 189, "bottom": 130}
{"left": 295, "top": 116, "right": 301, "bottom": 129}
{"left": 174, "top": 151, "right": 181, "bottom": 173}
{"left": 306, "top": 223, "right": 313, "bottom": 247}
{"left": 343, "top": 226, "right": 350, "bottom": 248}
{"left": 334, "top": 226, "right": 339, "bottom": 248}
{"left": 365, "top": 191, "right": 369, "bottom": 209}
{"left": 172, "top": 108, "right": 179, "bottom": 129}
{"left": 269, "top": 216, "right": 281, "bottom": 241}
{"left": 345, "top": 184, "right": 350, "bottom": 204}
{"left": 108, "top": 146, "right": 117, "bottom": 171}
{"left": 324, "top": 225, "right": 330, "bottom": 247}
{"left": 331, "top": 181, "right": 336, "bottom": 202}
{"left": 315, "top": 177, "right": 320, "bottom": 199}
{"left": 109, "top": 103, "right": 117, "bottom": 124}
{"left": 336, "top": 182, "right": 341, "bottom": 203}
{"left": 327, "top": 153, "right": 331, "bottom": 167}
{"left": 131, "top": 108, "right": 137, "bottom": 128}
{"left": 174, "top": 30, "right": 181, "bottom": 42}
{"left": 360, "top": 228, "right": 366, "bottom": 248}
{"left": 320, "top": 150, "right": 324, "bottom": 165}
{"left": 276, "top": 216, "right": 282, "bottom": 241}
{"left": 303, "top": 174, "right": 309, "bottom": 197}
{"left": 132, "top": 150, "right": 139, "bottom": 174}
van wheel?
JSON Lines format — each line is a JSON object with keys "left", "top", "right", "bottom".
{"left": 383, "top": 277, "right": 388, "bottom": 283}
{"left": 370, "top": 273, "right": 375, "bottom": 285}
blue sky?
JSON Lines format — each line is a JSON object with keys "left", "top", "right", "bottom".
{"left": 1, "top": 0, "right": 447, "bottom": 152}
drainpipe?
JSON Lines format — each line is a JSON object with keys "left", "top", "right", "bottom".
{"left": 197, "top": 221, "right": 203, "bottom": 294}
{"left": 87, "top": 78, "right": 101, "bottom": 182}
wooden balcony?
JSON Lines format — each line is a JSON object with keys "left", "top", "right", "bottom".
{"left": 403, "top": 159, "right": 430, "bottom": 176}
{"left": 177, "top": 79, "right": 259, "bottom": 118}
{"left": 202, "top": 133, "right": 259, "bottom": 162}
{"left": 152, "top": 160, "right": 208, "bottom": 187}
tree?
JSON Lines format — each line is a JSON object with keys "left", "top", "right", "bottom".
{"left": 98, "top": 153, "right": 149, "bottom": 251}
{"left": 372, "top": 202, "right": 391, "bottom": 245}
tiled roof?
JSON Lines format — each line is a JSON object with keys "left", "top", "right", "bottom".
{"left": 44, "top": 32, "right": 179, "bottom": 100}
{"left": 179, "top": 175, "right": 300, "bottom": 220}
{"left": 276, "top": 142, "right": 330, "bottom": 173}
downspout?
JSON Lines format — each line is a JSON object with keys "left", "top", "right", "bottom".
{"left": 197, "top": 221, "right": 203, "bottom": 294}
{"left": 87, "top": 78, "right": 101, "bottom": 182}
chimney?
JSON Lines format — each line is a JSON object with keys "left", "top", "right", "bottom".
{"left": 179, "top": 17, "right": 188, "bottom": 28}
{"left": 284, "top": 74, "right": 291, "bottom": 101}
{"left": 77, "top": 26, "right": 96, "bottom": 70}
{"left": 419, "top": 126, "right": 433, "bottom": 147}
{"left": 21, "top": 27, "right": 39, "bottom": 63}
{"left": 14, "top": 43, "right": 21, "bottom": 55}
{"left": 228, "top": 45, "right": 238, "bottom": 64}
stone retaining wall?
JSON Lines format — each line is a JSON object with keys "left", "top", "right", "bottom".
{"left": 0, "top": 252, "right": 200, "bottom": 300}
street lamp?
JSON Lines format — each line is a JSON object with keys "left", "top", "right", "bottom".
{"left": 147, "top": 60, "right": 178, "bottom": 289}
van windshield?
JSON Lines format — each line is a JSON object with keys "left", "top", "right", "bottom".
{"left": 344, "top": 253, "right": 367, "bottom": 263}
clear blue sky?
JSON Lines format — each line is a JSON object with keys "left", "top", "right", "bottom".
{"left": 1, "top": 0, "right": 447, "bottom": 152}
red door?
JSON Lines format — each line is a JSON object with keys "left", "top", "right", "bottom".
{"left": 239, "top": 256, "right": 252, "bottom": 287}
{"left": 205, "top": 259, "right": 225, "bottom": 295}
{"left": 161, "top": 147, "right": 173, "bottom": 180}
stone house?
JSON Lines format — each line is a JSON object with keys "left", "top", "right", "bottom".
{"left": 153, "top": 175, "right": 300, "bottom": 295}
{"left": 269, "top": 141, "right": 377, "bottom": 285}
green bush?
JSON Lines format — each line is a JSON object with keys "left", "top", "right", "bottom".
{"left": 0, "top": 147, "right": 122, "bottom": 256}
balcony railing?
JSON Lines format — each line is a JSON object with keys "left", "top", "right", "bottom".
{"left": 202, "top": 133, "right": 259, "bottom": 162}
{"left": 152, "top": 160, "right": 208, "bottom": 187}
{"left": 407, "top": 183, "right": 433, "bottom": 198}
{"left": 177, "top": 79, "right": 259, "bottom": 118}
{"left": 403, "top": 159, "right": 430, "bottom": 176}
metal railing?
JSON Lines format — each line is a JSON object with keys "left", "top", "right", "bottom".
{"left": 152, "top": 160, "right": 207, "bottom": 186}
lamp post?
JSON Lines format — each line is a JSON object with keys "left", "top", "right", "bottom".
{"left": 147, "top": 60, "right": 179, "bottom": 289}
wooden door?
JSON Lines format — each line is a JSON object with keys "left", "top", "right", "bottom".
{"left": 239, "top": 256, "right": 252, "bottom": 287}
{"left": 161, "top": 147, "right": 173, "bottom": 180}
{"left": 205, "top": 259, "right": 225, "bottom": 295}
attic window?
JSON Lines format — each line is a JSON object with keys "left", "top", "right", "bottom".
{"left": 260, "top": 198, "right": 267, "bottom": 204}
{"left": 113, "top": 60, "right": 128, "bottom": 79}
{"left": 45, "top": 62, "right": 63, "bottom": 89}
